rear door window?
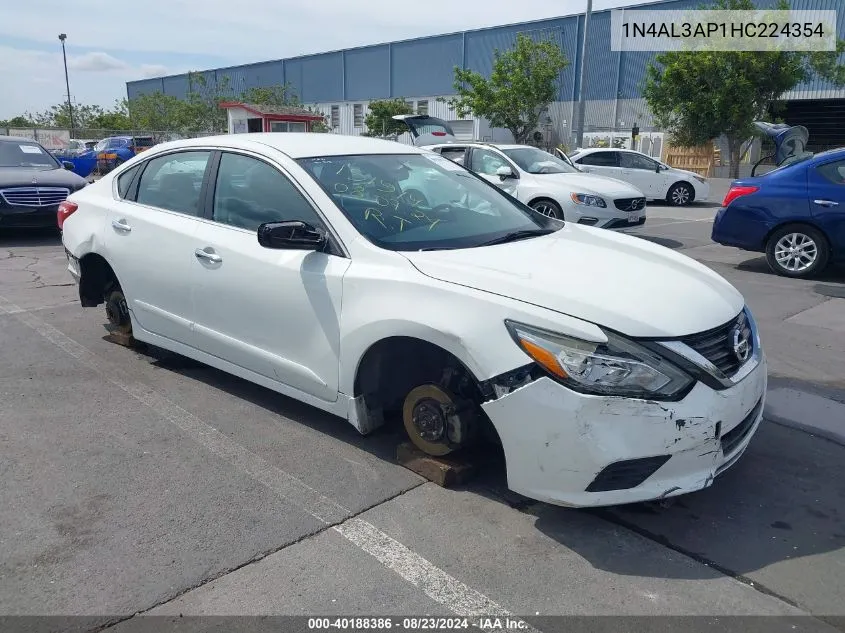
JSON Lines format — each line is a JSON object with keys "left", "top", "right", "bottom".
{"left": 135, "top": 151, "right": 212, "bottom": 216}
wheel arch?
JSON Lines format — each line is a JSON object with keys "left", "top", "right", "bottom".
{"left": 78, "top": 252, "right": 123, "bottom": 307}
{"left": 760, "top": 219, "right": 832, "bottom": 251}
{"left": 527, "top": 194, "right": 563, "bottom": 208}
{"left": 668, "top": 180, "right": 696, "bottom": 202}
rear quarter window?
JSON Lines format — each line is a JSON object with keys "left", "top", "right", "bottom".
{"left": 117, "top": 164, "right": 142, "bottom": 199}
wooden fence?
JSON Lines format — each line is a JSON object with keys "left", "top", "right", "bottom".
{"left": 662, "top": 142, "right": 720, "bottom": 178}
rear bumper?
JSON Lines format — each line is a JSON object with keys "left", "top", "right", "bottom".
{"left": 65, "top": 248, "right": 81, "bottom": 283}
{"left": 711, "top": 207, "right": 769, "bottom": 251}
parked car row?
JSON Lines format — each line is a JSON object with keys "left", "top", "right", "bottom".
{"left": 397, "top": 115, "right": 652, "bottom": 229}
{"left": 59, "top": 132, "right": 767, "bottom": 509}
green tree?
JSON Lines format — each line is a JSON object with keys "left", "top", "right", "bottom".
{"left": 0, "top": 115, "right": 35, "bottom": 128}
{"left": 363, "top": 98, "right": 413, "bottom": 137}
{"left": 241, "top": 84, "right": 301, "bottom": 107}
{"left": 88, "top": 99, "right": 133, "bottom": 131}
{"left": 127, "top": 91, "right": 191, "bottom": 132}
{"left": 184, "top": 71, "right": 234, "bottom": 133}
{"left": 643, "top": 0, "right": 845, "bottom": 177}
{"left": 442, "top": 33, "right": 568, "bottom": 144}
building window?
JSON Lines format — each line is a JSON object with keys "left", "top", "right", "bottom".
{"left": 331, "top": 105, "right": 340, "bottom": 128}
{"left": 417, "top": 100, "right": 429, "bottom": 116}
{"left": 353, "top": 104, "right": 364, "bottom": 128}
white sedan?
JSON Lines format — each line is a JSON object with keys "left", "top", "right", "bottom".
{"left": 567, "top": 147, "right": 711, "bottom": 206}
{"left": 59, "top": 132, "right": 766, "bottom": 508}
{"left": 422, "top": 142, "right": 648, "bottom": 229}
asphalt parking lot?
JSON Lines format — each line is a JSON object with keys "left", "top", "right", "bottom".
{"left": 1, "top": 190, "right": 844, "bottom": 631}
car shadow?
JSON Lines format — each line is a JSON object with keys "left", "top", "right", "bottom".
{"left": 518, "top": 420, "right": 845, "bottom": 584}
{"left": 137, "top": 344, "right": 409, "bottom": 464}
{"left": 0, "top": 227, "right": 62, "bottom": 248}
{"left": 736, "top": 257, "right": 845, "bottom": 282}
{"left": 136, "top": 337, "right": 845, "bottom": 591}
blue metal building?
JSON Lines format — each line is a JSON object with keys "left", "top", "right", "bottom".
{"left": 126, "top": 0, "right": 845, "bottom": 148}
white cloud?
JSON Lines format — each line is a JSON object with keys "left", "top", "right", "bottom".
{"left": 0, "top": 0, "right": 667, "bottom": 58}
{"left": 0, "top": 46, "right": 169, "bottom": 118}
{"left": 67, "top": 52, "right": 128, "bottom": 72}
{"left": 0, "top": 0, "right": 668, "bottom": 118}
{"left": 139, "top": 64, "right": 169, "bottom": 78}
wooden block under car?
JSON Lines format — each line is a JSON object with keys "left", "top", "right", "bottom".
{"left": 104, "top": 328, "right": 142, "bottom": 349}
{"left": 396, "top": 442, "right": 478, "bottom": 487}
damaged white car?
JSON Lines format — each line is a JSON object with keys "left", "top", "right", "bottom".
{"left": 59, "top": 133, "right": 766, "bottom": 508}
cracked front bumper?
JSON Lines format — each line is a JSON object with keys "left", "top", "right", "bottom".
{"left": 480, "top": 354, "right": 767, "bottom": 508}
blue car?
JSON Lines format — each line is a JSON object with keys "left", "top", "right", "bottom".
{"left": 712, "top": 124, "right": 844, "bottom": 279}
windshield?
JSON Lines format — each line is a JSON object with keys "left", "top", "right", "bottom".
{"left": 94, "top": 138, "right": 126, "bottom": 152}
{"left": 760, "top": 151, "right": 815, "bottom": 176}
{"left": 298, "top": 153, "right": 552, "bottom": 251}
{"left": 502, "top": 147, "right": 579, "bottom": 174}
{"left": 0, "top": 141, "right": 60, "bottom": 169}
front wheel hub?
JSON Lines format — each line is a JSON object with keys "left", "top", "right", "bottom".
{"left": 412, "top": 399, "right": 447, "bottom": 442}
{"left": 402, "top": 384, "right": 461, "bottom": 456}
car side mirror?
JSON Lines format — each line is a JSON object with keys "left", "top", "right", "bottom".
{"left": 257, "top": 220, "right": 327, "bottom": 251}
{"left": 62, "top": 161, "right": 75, "bottom": 171}
{"left": 496, "top": 165, "right": 515, "bottom": 179}
{"left": 655, "top": 163, "right": 662, "bottom": 173}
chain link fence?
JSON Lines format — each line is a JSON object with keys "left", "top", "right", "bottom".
{"left": 1, "top": 127, "right": 220, "bottom": 151}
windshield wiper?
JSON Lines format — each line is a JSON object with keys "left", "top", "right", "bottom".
{"left": 475, "top": 229, "right": 555, "bottom": 247}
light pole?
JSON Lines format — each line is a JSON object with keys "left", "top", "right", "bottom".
{"left": 574, "top": 0, "right": 592, "bottom": 150}
{"left": 58, "top": 33, "right": 75, "bottom": 138}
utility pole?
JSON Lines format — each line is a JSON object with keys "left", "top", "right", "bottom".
{"left": 574, "top": 0, "right": 592, "bottom": 150}
{"left": 58, "top": 33, "right": 75, "bottom": 138}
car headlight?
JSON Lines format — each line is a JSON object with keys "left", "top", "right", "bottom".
{"left": 694, "top": 175, "right": 707, "bottom": 184}
{"left": 505, "top": 320, "right": 694, "bottom": 400}
{"left": 570, "top": 193, "right": 606, "bottom": 208}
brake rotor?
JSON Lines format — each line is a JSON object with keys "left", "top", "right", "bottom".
{"left": 402, "top": 384, "right": 457, "bottom": 456}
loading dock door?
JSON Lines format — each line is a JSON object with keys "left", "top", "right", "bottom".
{"left": 449, "top": 120, "right": 475, "bottom": 141}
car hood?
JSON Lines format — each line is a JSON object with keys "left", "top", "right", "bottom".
{"left": 0, "top": 166, "right": 87, "bottom": 189}
{"left": 668, "top": 166, "right": 701, "bottom": 181}
{"left": 532, "top": 172, "right": 644, "bottom": 198}
{"left": 401, "top": 225, "right": 744, "bottom": 338}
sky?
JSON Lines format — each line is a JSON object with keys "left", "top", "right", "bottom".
{"left": 0, "top": 0, "right": 666, "bottom": 120}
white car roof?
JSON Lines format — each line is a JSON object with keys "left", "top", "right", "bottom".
{"left": 426, "top": 142, "right": 540, "bottom": 151}
{"left": 141, "top": 133, "right": 429, "bottom": 159}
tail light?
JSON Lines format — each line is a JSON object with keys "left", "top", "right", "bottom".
{"left": 722, "top": 185, "right": 759, "bottom": 207}
{"left": 57, "top": 201, "right": 78, "bottom": 229}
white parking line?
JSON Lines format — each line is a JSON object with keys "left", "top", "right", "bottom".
{"left": 0, "top": 294, "right": 537, "bottom": 632}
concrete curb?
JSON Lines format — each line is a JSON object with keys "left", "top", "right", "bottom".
{"left": 764, "top": 387, "right": 845, "bottom": 447}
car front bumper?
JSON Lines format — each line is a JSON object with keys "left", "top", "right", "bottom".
{"left": 567, "top": 205, "right": 646, "bottom": 230}
{"left": 693, "top": 180, "right": 711, "bottom": 202}
{"left": 0, "top": 205, "right": 60, "bottom": 229}
{"left": 481, "top": 352, "right": 767, "bottom": 508}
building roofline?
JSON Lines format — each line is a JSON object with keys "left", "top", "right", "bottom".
{"left": 127, "top": 0, "right": 674, "bottom": 87}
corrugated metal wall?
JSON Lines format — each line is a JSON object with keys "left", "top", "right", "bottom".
{"left": 126, "top": 0, "right": 845, "bottom": 129}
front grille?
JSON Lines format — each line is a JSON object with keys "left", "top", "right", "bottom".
{"left": 585, "top": 455, "right": 671, "bottom": 492}
{"left": 680, "top": 311, "right": 750, "bottom": 377}
{"left": 613, "top": 197, "right": 646, "bottom": 212}
{"left": 0, "top": 186, "right": 70, "bottom": 208}
{"left": 720, "top": 397, "right": 763, "bottom": 455}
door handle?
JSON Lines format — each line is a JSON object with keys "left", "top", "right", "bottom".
{"left": 813, "top": 199, "right": 839, "bottom": 207}
{"left": 194, "top": 248, "right": 222, "bottom": 263}
{"left": 111, "top": 219, "right": 131, "bottom": 232}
